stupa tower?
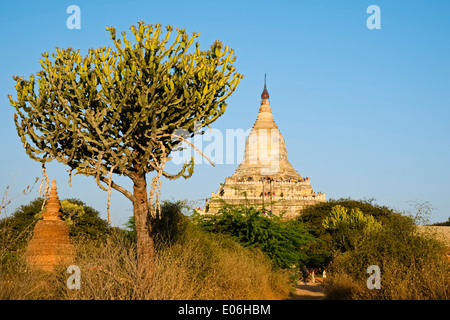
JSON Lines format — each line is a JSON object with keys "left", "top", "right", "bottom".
{"left": 26, "top": 179, "right": 75, "bottom": 271}
{"left": 205, "top": 77, "right": 326, "bottom": 217}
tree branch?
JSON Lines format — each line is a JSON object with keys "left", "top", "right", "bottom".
{"left": 99, "top": 176, "right": 135, "bottom": 203}
{"left": 160, "top": 133, "right": 215, "bottom": 166}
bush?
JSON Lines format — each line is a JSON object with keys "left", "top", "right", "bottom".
{"left": 322, "top": 205, "right": 382, "bottom": 252}
{"left": 317, "top": 202, "right": 450, "bottom": 299}
{"left": 298, "top": 198, "right": 407, "bottom": 266}
{"left": 193, "top": 204, "right": 315, "bottom": 269}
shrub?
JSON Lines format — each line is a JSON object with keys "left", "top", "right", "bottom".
{"left": 298, "top": 198, "right": 406, "bottom": 266}
{"left": 322, "top": 204, "right": 450, "bottom": 299}
{"left": 322, "top": 205, "right": 382, "bottom": 252}
{"left": 193, "top": 204, "right": 315, "bottom": 269}
{"left": 0, "top": 197, "right": 111, "bottom": 270}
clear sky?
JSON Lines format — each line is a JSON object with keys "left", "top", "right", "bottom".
{"left": 1, "top": 0, "right": 449, "bottom": 226}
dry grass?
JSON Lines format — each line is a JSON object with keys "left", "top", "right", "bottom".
{"left": 417, "top": 226, "right": 450, "bottom": 246}
{"left": 323, "top": 227, "right": 450, "bottom": 300}
{"left": 324, "top": 257, "right": 449, "bottom": 300}
{"left": 0, "top": 227, "right": 291, "bottom": 300}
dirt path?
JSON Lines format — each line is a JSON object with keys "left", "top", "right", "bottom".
{"left": 289, "top": 281, "right": 326, "bottom": 300}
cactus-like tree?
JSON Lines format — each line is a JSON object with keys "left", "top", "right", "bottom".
{"left": 9, "top": 21, "right": 243, "bottom": 282}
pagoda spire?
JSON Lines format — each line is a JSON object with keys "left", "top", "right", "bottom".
{"left": 232, "top": 76, "right": 300, "bottom": 178}
{"left": 42, "top": 179, "right": 63, "bottom": 220}
{"left": 261, "top": 74, "right": 269, "bottom": 100}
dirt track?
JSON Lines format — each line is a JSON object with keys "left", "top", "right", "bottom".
{"left": 289, "top": 282, "right": 326, "bottom": 300}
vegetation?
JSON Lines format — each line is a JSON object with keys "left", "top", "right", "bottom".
{"left": 299, "top": 198, "right": 449, "bottom": 299}
{"left": 9, "top": 21, "right": 243, "bottom": 282}
{"left": 298, "top": 198, "right": 404, "bottom": 267}
{"left": 431, "top": 216, "right": 450, "bottom": 226}
{"left": 0, "top": 198, "right": 290, "bottom": 300}
{"left": 322, "top": 205, "right": 382, "bottom": 252}
{"left": 124, "top": 199, "right": 190, "bottom": 247}
{"left": 193, "top": 204, "right": 315, "bottom": 268}
{"left": 1, "top": 195, "right": 448, "bottom": 300}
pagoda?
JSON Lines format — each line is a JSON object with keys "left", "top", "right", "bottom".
{"left": 204, "top": 78, "right": 326, "bottom": 218}
{"left": 26, "top": 179, "right": 75, "bottom": 271}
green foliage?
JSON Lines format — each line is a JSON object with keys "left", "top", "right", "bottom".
{"left": 193, "top": 204, "right": 315, "bottom": 269}
{"left": 298, "top": 198, "right": 412, "bottom": 266}
{"left": 125, "top": 200, "right": 189, "bottom": 246}
{"left": 322, "top": 205, "right": 381, "bottom": 231}
{"left": 326, "top": 212, "right": 449, "bottom": 299}
{"left": 9, "top": 21, "right": 243, "bottom": 194}
{"left": 0, "top": 217, "right": 291, "bottom": 300}
{"left": 322, "top": 205, "right": 382, "bottom": 252}
{"left": 297, "top": 198, "right": 449, "bottom": 299}
{"left": 8, "top": 21, "right": 243, "bottom": 277}
{"left": 60, "top": 198, "right": 110, "bottom": 239}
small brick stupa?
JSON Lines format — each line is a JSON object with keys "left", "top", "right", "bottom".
{"left": 26, "top": 179, "right": 75, "bottom": 271}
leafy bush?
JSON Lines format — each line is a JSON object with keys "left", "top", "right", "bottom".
{"left": 193, "top": 204, "right": 315, "bottom": 268}
{"left": 324, "top": 214, "right": 449, "bottom": 299}
{"left": 322, "top": 205, "right": 382, "bottom": 252}
{"left": 299, "top": 198, "right": 449, "bottom": 299}
{"left": 297, "top": 198, "right": 404, "bottom": 266}
{"left": 124, "top": 200, "right": 190, "bottom": 247}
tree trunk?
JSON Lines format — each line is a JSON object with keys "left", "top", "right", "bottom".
{"left": 132, "top": 171, "right": 155, "bottom": 287}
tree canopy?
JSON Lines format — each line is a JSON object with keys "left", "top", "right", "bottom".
{"left": 9, "top": 21, "right": 242, "bottom": 209}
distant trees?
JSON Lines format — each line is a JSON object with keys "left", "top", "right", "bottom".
{"left": 431, "top": 216, "right": 450, "bottom": 226}
{"left": 298, "top": 198, "right": 399, "bottom": 266}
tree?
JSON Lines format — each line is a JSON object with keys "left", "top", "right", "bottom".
{"left": 9, "top": 21, "right": 243, "bottom": 282}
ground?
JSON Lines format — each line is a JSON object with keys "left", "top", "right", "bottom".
{"left": 288, "top": 280, "right": 326, "bottom": 300}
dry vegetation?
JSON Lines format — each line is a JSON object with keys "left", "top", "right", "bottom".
{"left": 0, "top": 226, "right": 291, "bottom": 300}
{"left": 323, "top": 225, "right": 450, "bottom": 300}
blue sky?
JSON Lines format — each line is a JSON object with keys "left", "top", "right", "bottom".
{"left": 1, "top": 0, "right": 449, "bottom": 226}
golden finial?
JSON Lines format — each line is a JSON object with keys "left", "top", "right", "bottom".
{"left": 261, "top": 73, "right": 269, "bottom": 100}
